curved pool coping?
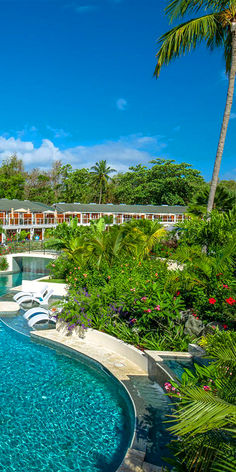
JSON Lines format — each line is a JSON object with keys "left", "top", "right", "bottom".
{"left": 31, "top": 329, "right": 150, "bottom": 471}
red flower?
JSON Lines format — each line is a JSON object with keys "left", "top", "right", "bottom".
{"left": 216, "top": 273, "right": 223, "bottom": 277}
{"left": 226, "top": 297, "right": 235, "bottom": 305}
{"left": 223, "top": 324, "right": 228, "bottom": 330}
{"left": 223, "top": 284, "right": 229, "bottom": 289}
{"left": 209, "top": 298, "right": 216, "bottom": 304}
{"left": 176, "top": 291, "right": 180, "bottom": 296}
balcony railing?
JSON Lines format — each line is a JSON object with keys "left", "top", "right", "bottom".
{"left": 0, "top": 213, "right": 186, "bottom": 228}
{"left": 1, "top": 218, "right": 57, "bottom": 227}
{"left": 0, "top": 240, "right": 60, "bottom": 255}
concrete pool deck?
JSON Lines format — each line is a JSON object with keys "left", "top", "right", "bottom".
{"left": 31, "top": 329, "right": 164, "bottom": 472}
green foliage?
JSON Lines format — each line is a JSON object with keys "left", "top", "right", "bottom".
{"left": 0, "top": 256, "right": 8, "bottom": 270}
{"left": 155, "top": 1, "right": 235, "bottom": 77}
{"left": 188, "top": 183, "right": 236, "bottom": 215}
{"left": 166, "top": 331, "right": 236, "bottom": 472}
{"left": 0, "top": 153, "right": 234, "bottom": 208}
{"left": 0, "top": 256, "right": 9, "bottom": 271}
{"left": 170, "top": 213, "right": 236, "bottom": 323}
{"left": 112, "top": 159, "right": 204, "bottom": 205}
{"left": 57, "top": 256, "right": 195, "bottom": 351}
{"left": 59, "top": 164, "right": 93, "bottom": 203}
{"left": 176, "top": 209, "right": 236, "bottom": 252}
{"left": 47, "top": 256, "right": 73, "bottom": 280}
{"left": 49, "top": 211, "right": 235, "bottom": 351}
{"left": 0, "top": 155, "right": 25, "bottom": 199}
{"left": 90, "top": 160, "right": 116, "bottom": 204}
{"left": 18, "top": 230, "right": 30, "bottom": 241}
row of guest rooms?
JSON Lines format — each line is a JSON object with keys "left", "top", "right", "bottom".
{"left": 0, "top": 210, "right": 186, "bottom": 242}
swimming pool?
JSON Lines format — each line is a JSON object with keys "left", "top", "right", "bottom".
{"left": 0, "top": 259, "right": 134, "bottom": 471}
{"left": 0, "top": 271, "right": 46, "bottom": 297}
{"left": 0, "top": 323, "right": 134, "bottom": 472}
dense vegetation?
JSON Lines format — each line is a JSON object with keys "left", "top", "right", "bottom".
{"left": 165, "top": 330, "right": 236, "bottom": 472}
{"left": 1, "top": 154, "right": 235, "bottom": 209}
{"left": 46, "top": 212, "right": 236, "bottom": 352}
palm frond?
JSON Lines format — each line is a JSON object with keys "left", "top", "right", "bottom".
{"left": 155, "top": 13, "right": 220, "bottom": 76}
{"left": 166, "top": 0, "right": 231, "bottom": 21}
{"left": 212, "top": 450, "right": 236, "bottom": 472}
{"left": 169, "top": 386, "right": 236, "bottom": 436}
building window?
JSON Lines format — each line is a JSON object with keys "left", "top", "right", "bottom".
{"left": 123, "top": 214, "right": 132, "bottom": 222}
{"left": 115, "top": 214, "right": 122, "bottom": 224}
{"left": 90, "top": 213, "right": 100, "bottom": 220}
{"left": 82, "top": 213, "right": 90, "bottom": 224}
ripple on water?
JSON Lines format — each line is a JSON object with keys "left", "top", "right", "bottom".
{"left": 0, "top": 323, "right": 134, "bottom": 472}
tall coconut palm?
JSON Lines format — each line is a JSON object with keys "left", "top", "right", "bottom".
{"left": 90, "top": 160, "right": 116, "bottom": 204}
{"left": 154, "top": 0, "right": 236, "bottom": 213}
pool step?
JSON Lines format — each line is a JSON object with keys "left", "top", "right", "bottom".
{"left": 117, "top": 449, "right": 145, "bottom": 471}
{"left": 117, "top": 449, "right": 163, "bottom": 472}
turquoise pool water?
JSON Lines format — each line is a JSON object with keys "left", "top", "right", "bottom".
{"left": 0, "top": 323, "right": 134, "bottom": 472}
{"left": 164, "top": 358, "right": 209, "bottom": 380}
{"left": 0, "top": 271, "right": 45, "bottom": 297}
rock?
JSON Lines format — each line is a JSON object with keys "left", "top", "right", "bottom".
{"left": 188, "top": 343, "right": 206, "bottom": 357}
{"left": 184, "top": 314, "right": 204, "bottom": 336}
{"left": 180, "top": 309, "right": 192, "bottom": 322}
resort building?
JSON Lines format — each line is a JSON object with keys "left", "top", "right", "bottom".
{"left": 0, "top": 198, "right": 187, "bottom": 242}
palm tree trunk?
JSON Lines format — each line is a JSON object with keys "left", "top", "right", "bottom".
{"left": 207, "top": 21, "right": 236, "bottom": 213}
{"left": 99, "top": 184, "right": 102, "bottom": 204}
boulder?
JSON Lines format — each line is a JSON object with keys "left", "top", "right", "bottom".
{"left": 184, "top": 314, "right": 204, "bottom": 336}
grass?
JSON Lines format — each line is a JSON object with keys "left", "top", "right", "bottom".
{"left": 39, "top": 278, "right": 66, "bottom": 284}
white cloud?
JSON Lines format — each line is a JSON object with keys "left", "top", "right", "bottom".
{"left": 116, "top": 98, "right": 127, "bottom": 111}
{"left": 46, "top": 126, "right": 71, "bottom": 138}
{"left": 0, "top": 133, "right": 167, "bottom": 172}
{"left": 230, "top": 112, "right": 236, "bottom": 120}
{"left": 16, "top": 124, "right": 38, "bottom": 138}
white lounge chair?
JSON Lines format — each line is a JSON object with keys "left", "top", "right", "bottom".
{"left": 28, "top": 314, "right": 56, "bottom": 328}
{"left": 23, "top": 306, "right": 49, "bottom": 320}
{"left": 13, "top": 285, "right": 48, "bottom": 302}
{"left": 18, "top": 289, "right": 54, "bottom": 308}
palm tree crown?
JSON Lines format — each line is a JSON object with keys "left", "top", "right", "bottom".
{"left": 155, "top": 0, "right": 236, "bottom": 213}
{"left": 90, "top": 160, "right": 116, "bottom": 204}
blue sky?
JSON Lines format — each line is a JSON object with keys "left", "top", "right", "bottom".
{"left": 0, "top": 0, "right": 235, "bottom": 180}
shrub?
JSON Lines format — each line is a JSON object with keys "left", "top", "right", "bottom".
{"left": 0, "top": 256, "right": 9, "bottom": 271}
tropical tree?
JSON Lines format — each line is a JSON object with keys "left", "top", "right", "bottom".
{"left": 112, "top": 160, "right": 203, "bottom": 205}
{"left": 90, "top": 160, "right": 116, "bottom": 204}
{"left": 188, "top": 183, "right": 236, "bottom": 215}
{"left": 45, "top": 218, "right": 87, "bottom": 263}
{"left": 155, "top": 0, "right": 236, "bottom": 213}
{"left": 0, "top": 154, "right": 25, "bottom": 199}
{"left": 124, "top": 218, "right": 166, "bottom": 257}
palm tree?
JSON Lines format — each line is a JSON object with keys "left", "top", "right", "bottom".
{"left": 154, "top": 1, "right": 236, "bottom": 213}
{"left": 188, "top": 184, "right": 236, "bottom": 215}
{"left": 90, "top": 160, "right": 116, "bottom": 204}
{"left": 167, "top": 331, "right": 236, "bottom": 471}
{"left": 124, "top": 219, "right": 166, "bottom": 258}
